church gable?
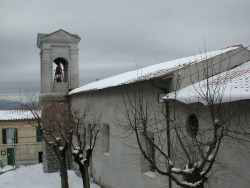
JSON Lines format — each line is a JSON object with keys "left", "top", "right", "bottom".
{"left": 37, "top": 29, "right": 81, "bottom": 47}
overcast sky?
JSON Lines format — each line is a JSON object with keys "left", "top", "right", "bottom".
{"left": 0, "top": 0, "right": 250, "bottom": 96}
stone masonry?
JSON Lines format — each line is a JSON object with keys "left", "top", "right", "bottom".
{"left": 37, "top": 29, "right": 81, "bottom": 172}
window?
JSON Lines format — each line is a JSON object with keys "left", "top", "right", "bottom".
{"left": 36, "top": 126, "right": 43, "bottom": 142}
{"left": 186, "top": 114, "right": 199, "bottom": 138}
{"left": 2, "top": 128, "right": 18, "bottom": 144}
{"left": 86, "top": 124, "right": 92, "bottom": 146}
{"left": 103, "top": 124, "right": 110, "bottom": 153}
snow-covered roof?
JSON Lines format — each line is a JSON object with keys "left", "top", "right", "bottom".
{"left": 0, "top": 110, "right": 37, "bottom": 121}
{"left": 69, "top": 46, "right": 241, "bottom": 95}
{"left": 163, "top": 61, "right": 250, "bottom": 105}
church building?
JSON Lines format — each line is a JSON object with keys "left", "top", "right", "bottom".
{"left": 37, "top": 29, "right": 250, "bottom": 188}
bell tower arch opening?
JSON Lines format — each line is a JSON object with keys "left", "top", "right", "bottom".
{"left": 37, "top": 29, "right": 81, "bottom": 95}
{"left": 53, "top": 57, "right": 68, "bottom": 83}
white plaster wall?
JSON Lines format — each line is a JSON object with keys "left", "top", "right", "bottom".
{"left": 70, "top": 83, "right": 172, "bottom": 188}
{"left": 171, "top": 101, "right": 250, "bottom": 188}
{"left": 70, "top": 82, "right": 250, "bottom": 188}
{"left": 69, "top": 48, "right": 250, "bottom": 188}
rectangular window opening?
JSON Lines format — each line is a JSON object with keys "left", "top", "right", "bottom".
{"left": 2, "top": 128, "right": 18, "bottom": 144}
{"left": 36, "top": 126, "right": 43, "bottom": 142}
{"left": 103, "top": 124, "right": 110, "bottom": 154}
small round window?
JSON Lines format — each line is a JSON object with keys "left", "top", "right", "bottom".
{"left": 186, "top": 114, "right": 199, "bottom": 138}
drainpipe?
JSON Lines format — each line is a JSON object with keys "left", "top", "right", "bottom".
{"left": 165, "top": 99, "right": 172, "bottom": 188}
{"left": 151, "top": 79, "right": 173, "bottom": 188}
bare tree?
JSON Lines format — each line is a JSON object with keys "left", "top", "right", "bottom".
{"left": 20, "top": 101, "right": 71, "bottom": 188}
{"left": 43, "top": 102, "right": 72, "bottom": 188}
{"left": 70, "top": 109, "right": 101, "bottom": 188}
{"left": 20, "top": 99, "right": 101, "bottom": 188}
{"left": 122, "top": 60, "right": 250, "bottom": 188}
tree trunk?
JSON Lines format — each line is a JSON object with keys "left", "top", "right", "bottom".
{"left": 60, "top": 155, "right": 69, "bottom": 188}
{"left": 80, "top": 164, "right": 90, "bottom": 188}
{"left": 60, "top": 166, "right": 69, "bottom": 188}
{"left": 182, "top": 169, "right": 204, "bottom": 188}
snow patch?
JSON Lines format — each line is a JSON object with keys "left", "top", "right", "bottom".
{"left": 0, "top": 164, "right": 100, "bottom": 188}
{"left": 183, "top": 164, "right": 195, "bottom": 173}
{"left": 0, "top": 110, "right": 40, "bottom": 120}
{"left": 144, "top": 171, "right": 157, "bottom": 178}
{"left": 214, "top": 118, "right": 220, "bottom": 124}
{"left": 72, "top": 149, "right": 79, "bottom": 154}
{"left": 75, "top": 146, "right": 80, "bottom": 150}
{"left": 103, "top": 152, "right": 110, "bottom": 156}
{"left": 0, "top": 165, "right": 15, "bottom": 173}
{"left": 171, "top": 167, "right": 182, "bottom": 173}
{"left": 168, "top": 160, "right": 173, "bottom": 166}
{"left": 79, "top": 154, "right": 83, "bottom": 158}
{"left": 208, "top": 153, "right": 214, "bottom": 161}
{"left": 59, "top": 146, "right": 64, "bottom": 151}
{"left": 181, "top": 180, "right": 202, "bottom": 187}
{"left": 80, "top": 158, "right": 87, "bottom": 164}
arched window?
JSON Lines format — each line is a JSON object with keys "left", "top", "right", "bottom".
{"left": 53, "top": 57, "right": 68, "bottom": 83}
{"left": 186, "top": 114, "right": 199, "bottom": 138}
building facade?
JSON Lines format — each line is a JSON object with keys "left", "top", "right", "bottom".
{"left": 0, "top": 111, "right": 43, "bottom": 167}
{"left": 38, "top": 30, "right": 250, "bottom": 188}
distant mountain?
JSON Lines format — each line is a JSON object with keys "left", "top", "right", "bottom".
{"left": 0, "top": 99, "right": 21, "bottom": 110}
{"left": 0, "top": 93, "right": 39, "bottom": 110}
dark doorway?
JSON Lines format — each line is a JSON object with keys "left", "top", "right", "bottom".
{"left": 7, "top": 148, "right": 15, "bottom": 166}
{"left": 38, "top": 152, "right": 43, "bottom": 163}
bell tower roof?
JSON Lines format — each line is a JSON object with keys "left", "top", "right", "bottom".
{"left": 37, "top": 29, "right": 81, "bottom": 48}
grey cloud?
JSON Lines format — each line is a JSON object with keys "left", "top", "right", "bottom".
{"left": 0, "top": 0, "right": 250, "bottom": 95}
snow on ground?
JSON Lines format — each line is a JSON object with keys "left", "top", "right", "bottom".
{"left": 0, "top": 165, "right": 15, "bottom": 173}
{"left": 0, "top": 164, "right": 100, "bottom": 188}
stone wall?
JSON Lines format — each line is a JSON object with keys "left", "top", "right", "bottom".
{"left": 40, "top": 94, "right": 72, "bottom": 172}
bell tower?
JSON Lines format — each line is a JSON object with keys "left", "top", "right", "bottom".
{"left": 37, "top": 29, "right": 81, "bottom": 94}
{"left": 37, "top": 29, "right": 81, "bottom": 172}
